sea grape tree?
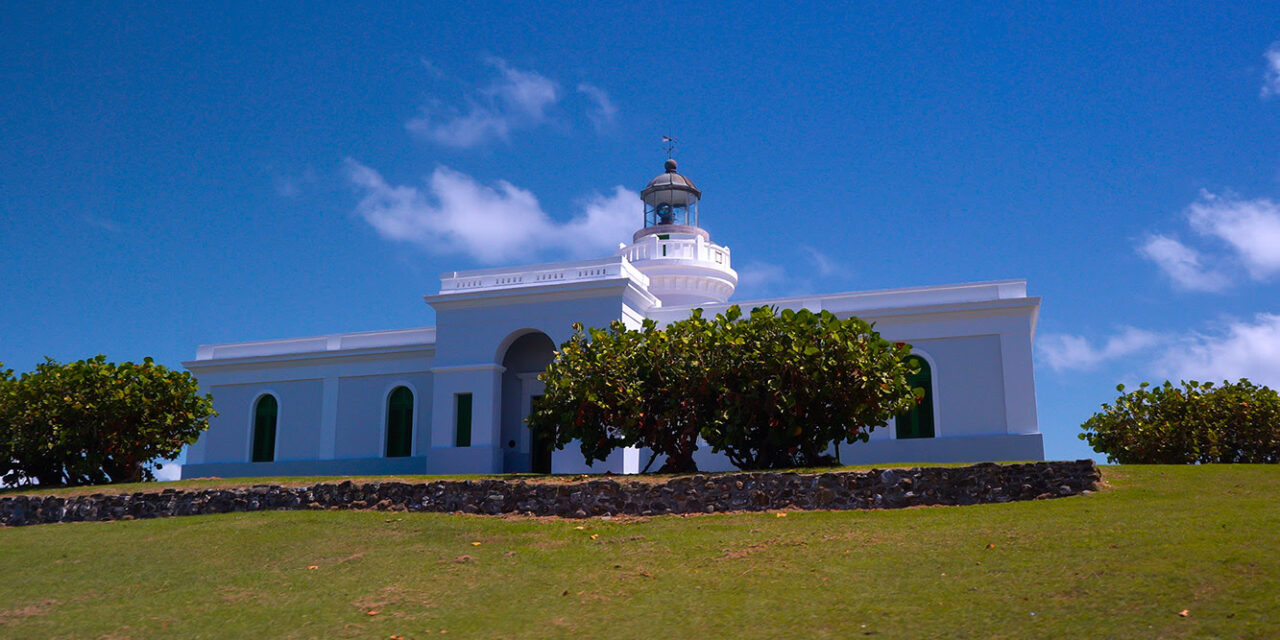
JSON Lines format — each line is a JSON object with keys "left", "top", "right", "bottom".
{"left": 527, "top": 305, "right": 917, "bottom": 472}
{"left": 0, "top": 355, "right": 216, "bottom": 486}
{"left": 699, "top": 306, "right": 917, "bottom": 470}
{"left": 1081, "top": 379, "right": 1280, "bottom": 464}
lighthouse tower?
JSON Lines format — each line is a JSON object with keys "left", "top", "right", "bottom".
{"left": 618, "top": 158, "right": 738, "bottom": 306}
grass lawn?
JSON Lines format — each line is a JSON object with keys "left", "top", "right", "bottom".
{"left": 1, "top": 465, "right": 1277, "bottom": 639}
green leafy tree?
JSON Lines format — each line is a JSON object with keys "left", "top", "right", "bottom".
{"left": 528, "top": 305, "right": 917, "bottom": 472}
{"left": 1080, "top": 379, "right": 1280, "bottom": 464}
{"left": 529, "top": 319, "right": 707, "bottom": 473}
{"left": 700, "top": 306, "right": 916, "bottom": 469}
{"left": 0, "top": 355, "right": 216, "bottom": 486}
{"left": 0, "top": 364, "right": 16, "bottom": 484}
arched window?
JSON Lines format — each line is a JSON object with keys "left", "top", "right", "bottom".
{"left": 386, "top": 386, "right": 413, "bottom": 458}
{"left": 251, "top": 394, "right": 278, "bottom": 462}
{"left": 896, "top": 356, "right": 935, "bottom": 439}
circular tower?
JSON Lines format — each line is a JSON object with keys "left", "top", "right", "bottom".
{"left": 619, "top": 159, "right": 737, "bottom": 306}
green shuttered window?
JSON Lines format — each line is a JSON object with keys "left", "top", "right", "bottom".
{"left": 251, "top": 395, "right": 278, "bottom": 462}
{"left": 385, "top": 386, "right": 413, "bottom": 458}
{"left": 455, "top": 392, "right": 472, "bottom": 447}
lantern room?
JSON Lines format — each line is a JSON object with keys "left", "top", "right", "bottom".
{"left": 641, "top": 158, "right": 701, "bottom": 229}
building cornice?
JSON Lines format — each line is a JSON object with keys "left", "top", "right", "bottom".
{"left": 429, "top": 363, "right": 506, "bottom": 374}
{"left": 183, "top": 344, "right": 435, "bottom": 372}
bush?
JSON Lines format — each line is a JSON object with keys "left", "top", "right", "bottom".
{"left": 528, "top": 305, "right": 916, "bottom": 472}
{"left": 527, "top": 317, "right": 710, "bottom": 473}
{"left": 699, "top": 306, "right": 916, "bottom": 470}
{"left": 1080, "top": 379, "right": 1280, "bottom": 464}
{"left": 0, "top": 355, "right": 216, "bottom": 486}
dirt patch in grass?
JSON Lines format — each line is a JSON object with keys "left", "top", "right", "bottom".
{"left": 0, "top": 599, "right": 59, "bottom": 625}
{"left": 719, "top": 537, "right": 810, "bottom": 560}
{"left": 333, "top": 551, "right": 365, "bottom": 565}
{"left": 352, "top": 587, "right": 434, "bottom": 622}
{"left": 216, "top": 587, "right": 260, "bottom": 604}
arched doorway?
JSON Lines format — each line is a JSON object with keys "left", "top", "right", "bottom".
{"left": 500, "top": 332, "right": 556, "bottom": 473}
{"left": 385, "top": 386, "right": 414, "bottom": 457}
{"left": 251, "top": 394, "right": 278, "bottom": 463}
{"left": 896, "top": 355, "right": 936, "bottom": 439}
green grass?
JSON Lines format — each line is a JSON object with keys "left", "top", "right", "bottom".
{"left": 1, "top": 465, "right": 1277, "bottom": 639}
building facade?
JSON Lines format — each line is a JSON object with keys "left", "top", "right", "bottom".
{"left": 181, "top": 160, "right": 1043, "bottom": 478}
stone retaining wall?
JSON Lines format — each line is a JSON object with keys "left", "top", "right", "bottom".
{"left": 0, "top": 460, "right": 1100, "bottom": 527}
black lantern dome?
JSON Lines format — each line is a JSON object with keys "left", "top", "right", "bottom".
{"left": 640, "top": 159, "right": 701, "bottom": 229}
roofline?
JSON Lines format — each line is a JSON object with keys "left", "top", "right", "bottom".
{"left": 188, "top": 327, "right": 437, "bottom": 365}
{"left": 659, "top": 278, "right": 1030, "bottom": 314}
{"left": 182, "top": 343, "right": 436, "bottom": 371}
{"left": 425, "top": 276, "right": 661, "bottom": 311}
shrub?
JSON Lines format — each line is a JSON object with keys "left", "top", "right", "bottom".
{"left": 699, "top": 306, "right": 916, "bottom": 470}
{"left": 528, "top": 305, "right": 916, "bottom": 472}
{"left": 0, "top": 355, "right": 216, "bottom": 486}
{"left": 1080, "top": 379, "right": 1280, "bottom": 464}
{"left": 528, "top": 318, "right": 711, "bottom": 473}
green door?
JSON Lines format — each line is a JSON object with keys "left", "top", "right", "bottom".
{"left": 530, "top": 394, "right": 552, "bottom": 474}
{"left": 252, "top": 395, "right": 278, "bottom": 462}
{"left": 385, "top": 387, "right": 413, "bottom": 457}
{"left": 896, "top": 357, "right": 935, "bottom": 439}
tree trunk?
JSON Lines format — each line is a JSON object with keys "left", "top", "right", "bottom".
{"left": 657, "top": 453, "right": 698, "bottom": 474}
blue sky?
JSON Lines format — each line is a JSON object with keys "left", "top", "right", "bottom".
{"left": 3, "top": 2, "right": 1279, "bottom": 470}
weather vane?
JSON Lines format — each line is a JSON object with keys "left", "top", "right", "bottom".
{"left": 661, "top": 135, "right": 678, "bottom": 159}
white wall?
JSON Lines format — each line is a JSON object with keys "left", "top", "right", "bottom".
{"left": 335, "top": 373, "right": 433, "bottom": 459}
{"left": 907, "top": 336, "right": 1007, "bottom": 436}
{"left": 196, "top": 379, "right": 323, "bottom": 464}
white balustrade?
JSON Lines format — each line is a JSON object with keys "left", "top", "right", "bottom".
{"left": 438, "top": 257, "right": 650, "bottom": 294}
{"left": 620, "top": 235, "right": 731, "bottom": 267}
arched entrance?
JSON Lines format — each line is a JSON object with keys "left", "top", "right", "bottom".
{"left": 499, "top": 331, "right": 556, "bottom": 473}
{"left": 896, "top": 354, "right": 936, "bottom": 439}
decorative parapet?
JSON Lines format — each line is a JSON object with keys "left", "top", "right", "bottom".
{"left": 437, "top": 256, "right": 650, "bottom": 294}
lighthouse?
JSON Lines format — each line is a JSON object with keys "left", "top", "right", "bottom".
{"left": 618, "top": 158, "right": 738, "bottom": 307}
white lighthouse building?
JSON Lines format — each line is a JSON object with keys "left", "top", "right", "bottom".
{"left": 181, "top": 159, "right": 1044, "bottom": 478}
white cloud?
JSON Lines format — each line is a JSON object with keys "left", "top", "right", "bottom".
{"left": 406, "top": 58, "right": 559, "bottom": 148}
{"left": 419, "top": 57, "right": 446, "bottom": 79}
{"left": 274, "top": 176, "right": 300, "bottom": 198}
{"left": 1186, "top": 191, "right": 1280, "bottom": 280}
{"left": 488, "top": 59, "right": 559, "bottom": 118}
{"left": 1137, "top": 234, "right": 1230, "bottom": 292}
{"left": 1139, "top": 191, "right": 1280, "bottom": 290}
{"left": 801, "top": 246, "right": 846, "bottom": 278}
{"left": 732, "top": 247, "right": 848, "bottom": 299}
{"left": 1262, "top": 42, "right": 1280, "bottom": 98}
{"left": 82, "top": 214, "right": 123, "bottom": 233}
{"left": 346, "top": 160, "right": 638, "bottom": 264}
{"left": 577, "top": 83, "right": 618, "bottom": 131}
{"left": 561, "top": 186, "right": 642, "bottom": 252}
{"left": 1153, "top": 313, "right": 1280, "bottom": 387}
{"left": 735, "top": 262, "right": 789, "bottom": 291}
{"left": 1038, "top": 327, "right": 1162, "bottom": 371}
{"left": 1039, "top": 315, "right": 1280, "bottom": 388}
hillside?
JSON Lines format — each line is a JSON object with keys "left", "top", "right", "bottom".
{"left": 1, "top": 465, "right": 1277, "bottom": 639}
